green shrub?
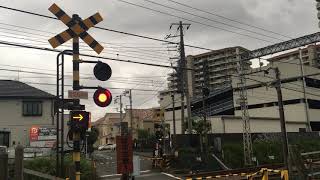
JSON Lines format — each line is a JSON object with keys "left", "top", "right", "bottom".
{"left": 222, "top": 142, "right": 244, "bottom": 168}
{"left": 24, "top": 155, "right": 93, "bottom": 180}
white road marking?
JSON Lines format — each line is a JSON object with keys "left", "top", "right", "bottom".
{"left": 99, "top": 170, "right": 151, "bottom": 178}
{"left": 161, "top": 172, "right": 182, "bottom": 180}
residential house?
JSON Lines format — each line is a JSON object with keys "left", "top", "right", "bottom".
{"left": 0, "top": 80, "right": 55, "bottom": 147}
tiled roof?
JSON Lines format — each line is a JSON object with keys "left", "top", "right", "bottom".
{"left": 0, "top": 80, "right": 54, "bottom": 99}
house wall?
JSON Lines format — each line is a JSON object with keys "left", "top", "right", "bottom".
{"left": 0, "top": 99, "right": 54, "bottom": 146}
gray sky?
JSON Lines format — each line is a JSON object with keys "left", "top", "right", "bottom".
{"left": 0, "top": 0, "right": 318, "bottom": 121}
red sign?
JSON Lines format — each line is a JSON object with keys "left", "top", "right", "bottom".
{"left": 30, "top": 126, "right": 39, "bottom": 141}
{"left": 116, "top": 135, "right": 133, "bottom": 174}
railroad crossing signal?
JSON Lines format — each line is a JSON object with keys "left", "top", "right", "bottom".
{"left": 93, "top": 87, "right": 112, "bottom": 107}
{"left": 48, "top": 3, "right": 104, "bottom": 54}
{"left": 70, "top": 111, "right": 90, "bottom": 131}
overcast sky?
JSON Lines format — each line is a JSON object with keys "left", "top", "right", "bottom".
{"left": 0, "top": 0, "right": 318, "bottom": 121}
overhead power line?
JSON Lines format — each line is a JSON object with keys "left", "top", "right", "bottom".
{"left": 0, "top": 40, "right": 175, "bottom": 68}
{"left": 116, "top": 0, "right": 274, "bottom": 43}
{"left": 166, "top": 0, "right": 292, "bottom": 39}
{"left": 0, "top": 29, "right": 172, "bottom": 63}
{"left": 0, "top": 5, "right": 212, "bottom": 51}
{"left": 142, "top": 0, "right": 285, "bottom": 41}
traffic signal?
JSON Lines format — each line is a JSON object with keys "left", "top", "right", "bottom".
{"left": 94, "top": 61, "right": 112, "bottom": 81}
{"left": 93, "top": 87, "right": 112, "bottom": 107}
{"left": 154, "top": 123, "right": 164, "bottom": 140}
{"left": 70, "top": 111, "right": 90, "bottom": 131}
{"left": 92, "top": 61, "right": 113, "bottom": 107}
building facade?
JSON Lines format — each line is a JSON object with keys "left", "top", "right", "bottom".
{"left": 159, "top": 46, "right": 250, "bottom": 134}
{"left": 122, "top": 108, "right": 162, "bottom": 139}
{"left": 0, "top": 80, "right": 55, "bottom": 147}
{"left": 93, "top": 113, "right": 121, "bottom": 146}
{"left": 160, "top": 45, "right": 320, "bottom": 134}
{"left": 268, "top": 44, "right": 320, "bottom": 68}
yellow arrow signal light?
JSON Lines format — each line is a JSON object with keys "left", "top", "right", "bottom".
{"left": 73, "top": 114, "right": 83, "bottom": 121}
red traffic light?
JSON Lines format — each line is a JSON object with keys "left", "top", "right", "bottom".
{"left": 93, "top": 88, "right": 112, "bottom": 107}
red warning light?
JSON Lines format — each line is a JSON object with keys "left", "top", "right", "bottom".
{"left": 93, "top": 88, "right": 112, "bottom": 107}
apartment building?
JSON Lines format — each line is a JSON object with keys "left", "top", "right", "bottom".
{"left": 268, "top": 44, "right": 320, "bottom": 68}
{"left": 164, "top": 46, "right": 251, "bottom": 98}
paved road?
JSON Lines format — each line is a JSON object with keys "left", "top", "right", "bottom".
{"left": 92, "top": 150, "right": 154, "bottom": 178}
{"left": 100, "top": 171, "right": 182, "bottom": 180}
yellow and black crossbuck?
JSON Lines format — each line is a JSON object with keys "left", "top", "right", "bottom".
{"left": 48, "top": 3, "right": 104, "bottom": 54}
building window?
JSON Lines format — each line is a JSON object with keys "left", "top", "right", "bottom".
{"left": 22, "top": 101, "right": 42, "bottom": 116}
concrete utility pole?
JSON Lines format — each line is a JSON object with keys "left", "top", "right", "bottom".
{"left": 171, "top": 92, "right": 176, "bottom": 136}
{"left": 119, "top": 95, "right": 123, "bottom": 133}
{"left": 274, "top": 67, "right": 290, "bottom": 171}
{"left": 176, "top": 21, "right": 192, "bottom": 134}
{"left": 129, "top": 89, "right": 133, "bottom": 134}
{"left": 299, "top": 49, "right": 312, "bottom": 132}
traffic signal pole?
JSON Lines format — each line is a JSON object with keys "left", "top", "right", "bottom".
{"left": 72, "top": 14, "right": 81, "bottom": 180}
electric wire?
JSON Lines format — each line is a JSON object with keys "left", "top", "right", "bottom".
{"left": 166, "top": 0, "right": 293, "bottom": 39}
{"left": 116, "top": 0, "right": 274, "bottom": 43}
{"left": 0, "top": 40, "right": 176, "bottom": 68}
{"left": 0, "top": 5, "right": 212, "bottom": 51}
{"left": 142, "top": 0, "right": 285, "bottom": 41}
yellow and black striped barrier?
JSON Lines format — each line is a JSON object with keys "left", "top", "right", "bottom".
{"left": 185, "top": 168, "right": 289, "bottom": 180}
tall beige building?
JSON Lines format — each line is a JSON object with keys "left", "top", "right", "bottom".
{"left": 268, "top": 44, "right": 320, "bottom": 68}
{"left": 165, "top": 46, "right": 251, "bottom": 98}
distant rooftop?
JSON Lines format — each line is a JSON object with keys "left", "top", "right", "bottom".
{"left": 0, "top": 80, "right": 55, "bottom": 99}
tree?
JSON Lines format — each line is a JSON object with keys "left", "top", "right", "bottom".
{"left": 87, "top": 127, "right": 99, "bottom": 153}
{"left": 137, "top": 129, "right": 151, "bottom": 140}
{"left": 188, "top": 117, "right": 211, "bottom": 152}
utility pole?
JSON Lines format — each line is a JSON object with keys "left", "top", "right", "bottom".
{"left": 123, "top": 90, "right": 133, "bottom": 134}
{"left": 171, "top": 92, "right": 176, "bottom": 136}
{"left": 273, "top": 67, "right": 290, "bottom": 171}
{"left": 115, "top": 95, "right": 124, "bottom": 134}
{"left": 171, "top": 21, "right": 191, "bottom": 134}
{"left": 299, "top": 49, "right": 311, "bottom": 132}
{"left": 129, "top": 89, "right": 133, "bottom": 134}
{"left": 202, "top": 59, "right": 210, "bottom": 153}
{"left": 119, "top": 95, "right": 123, "bottom": 134}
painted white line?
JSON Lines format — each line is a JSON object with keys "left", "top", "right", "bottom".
{"left": 99, "top": 170, "right": 151, "bottom": 178}
{"left": 100, "top": 173, "right": 121, "bottom": 178}
{"left": 140, "top": 170, "right": 151, "bottom": 173}
{"left": 161, "top": 172, "right": 182, "bottom": 180}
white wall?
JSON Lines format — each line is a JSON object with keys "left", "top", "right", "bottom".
{"left": 210, "top": 116, "right": 306, "bottom": 133}
{"left": 0, "top": 99, "right": 54, "bottom": 146}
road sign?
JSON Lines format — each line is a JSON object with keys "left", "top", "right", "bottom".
{"left": 70, "top": 111, "right": 90, "bottom": 130}
{"left": 47, "top": 3, "right": 104, "bottom": 54}
{"left": 68, "top": 90, "right": 89, "bottom": 99}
